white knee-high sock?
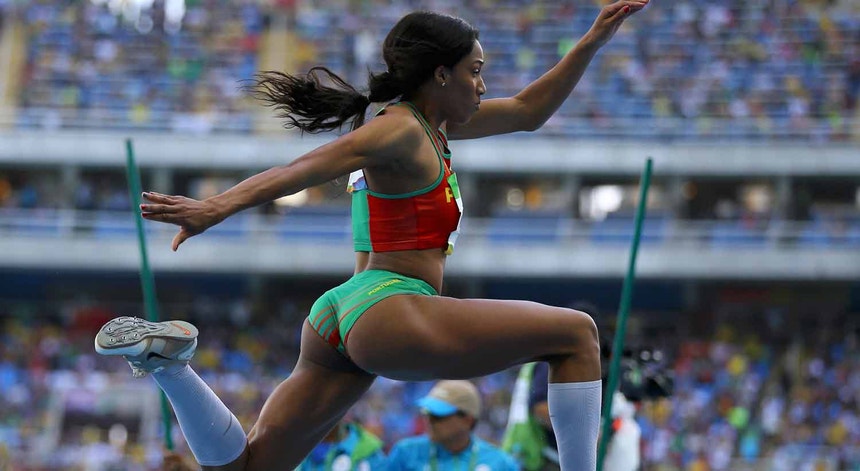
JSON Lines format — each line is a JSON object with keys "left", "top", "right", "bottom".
{"left": 153, "top": 364, "right": 248, "bottom": 466}
{"left": 548, "top": 380, "right": 602, "bottom": 471}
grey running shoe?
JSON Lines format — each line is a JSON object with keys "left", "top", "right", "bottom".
{"left": 95, "top": 316, "right": 198, "bottom": 378}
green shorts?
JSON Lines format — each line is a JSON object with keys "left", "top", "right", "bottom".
{"left": 308, "top": 269, "right": 438, "bottom": 355}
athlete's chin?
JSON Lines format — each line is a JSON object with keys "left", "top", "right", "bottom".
{"left": 453, "top": 111, "right": 477, "bottom": 125}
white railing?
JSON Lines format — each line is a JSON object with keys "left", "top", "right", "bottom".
{"left": 1, "top": 208, "right": 858, "bottom": 248}
{"left": 2, "top": 107, "right": 259, "bottom": 135}
{"left": 0, "top": 107, "right": 857, "bottom": 141}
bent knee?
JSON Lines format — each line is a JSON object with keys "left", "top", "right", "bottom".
{"left": 563, "top": 308, "right": 600, "bottom": 356}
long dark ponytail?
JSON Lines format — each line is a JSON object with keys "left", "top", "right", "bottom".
{"left": 250, "top": 67, "right": 401, "bottom": 133}
{"left": 250, "top": 11, "right": 479, "bottom": 134}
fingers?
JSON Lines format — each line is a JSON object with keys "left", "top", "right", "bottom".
{"left": 142, "top": 192, "right": 182, "bottom": 215}
{"left": 172, "top": 228, "right": 191, "bottom": 252}
{"left": 142, "top": 191, "right": 179, "bottom": 203}
{"left": 605, "top": 0, "right": 648, "bottom": 18}
{"left": 607, "top": 5, "right": 629, "bottom": 23}
{"left": 600, "top": 1, "right": 646, "bottom": 28}
{"left": 140, "top": 212, "right": 181, "bottom": 223}
{"left": 622, "top": 0, "right": 649, "bottom": 13}
{"left": 140, "top": 203, "right": 180, "bottom": 215}
{"left": 139, "top": 192, "right": 198, "bottom": 251}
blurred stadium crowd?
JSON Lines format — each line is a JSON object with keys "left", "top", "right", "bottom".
{"left": 0, "top": 297, "right": 858, "bottom": 470}
{"left": 295, "top": 0, "right": 860, "bottom": 140}
{"left": 0, "top": 0, "right": 856, "bottom": 139}
{"left": 0, "top": 0, "right": 859, "bottom": 250}
{"left": 0, "top": 0, "right": 859, "bottom": 470}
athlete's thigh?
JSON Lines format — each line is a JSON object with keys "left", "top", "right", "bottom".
{"left": 346, "top": 295, "right": 597, "bottom": 381}
{"left": 241, "top": 320, "right": 376, "bottom": 470}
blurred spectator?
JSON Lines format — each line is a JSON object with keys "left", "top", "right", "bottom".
{"left": 502, "top": 362, "right": 558, "bottom": 471}
{"left": 603, "top": 391, "right": 641, "bottom": 471}
{"left": 504, "top": 358, "right": 642, "bottom": 471}
{"left": 386, "top": 380, "right": 520, "bottom": 471}
{"left": 284, "top": 0, "right": 860, "bottom": 141}
{"left": 297, "top": 418, "right": 387, "bottom": 471}
{"left": 17, "top": 0, "right": 262, "bottom": 133}
{"left": 3, "top": 0, "right": 857, "bottom": 139}
{"left": 1, "top": 297, "right": 859, "bottom": 469}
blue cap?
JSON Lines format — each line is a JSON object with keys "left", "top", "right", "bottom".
{"left": 415, "top": 380, "right": 482, "bottom": 418}
{"left": 416, "top": 396, "right": 459, "bottom": 417}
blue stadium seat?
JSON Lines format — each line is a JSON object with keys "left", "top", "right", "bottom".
{"left": 589, "top": 215, "right": 668, "bottom": 246}
{"left": 276, "top": 206, "right": 351, "bottom": 243}
{"left": 92, "top": 211, "right": 137, "bottom": 238}
{"left": 0, "top": 209, "right": 62, "bottom": 237}
{"left": 798, "top": 221, "right": 860, "bottom": 248}
{"left": 205, "top": 214, "right": 251, "bottom": 239}
{"left": 709, "top": 221, "right": 769, "bottom": 248}
{"left": 16, "top": 0, "right": 855, "bottom": 140}
{"left": 486, "top": 210, "right": 565, "bottom": 245}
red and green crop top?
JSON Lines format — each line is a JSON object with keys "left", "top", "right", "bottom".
{"left": 348, "top": 102, "right": 463, "bottom": 255}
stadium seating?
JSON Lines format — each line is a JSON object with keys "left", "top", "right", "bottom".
{"left": 8, "top": 0, "right": 859, "bottom": 140}
{"left": 485, "top": 209, "right": 567, "bottom": 244}
{"left": 292, "top": 0, "right": 860, "bottom": 140}
{"left": 17, "top": 0, "right": 262, "bottom": 133}
{"left": 275, "top": 205, "right": 352, "bottom": 243}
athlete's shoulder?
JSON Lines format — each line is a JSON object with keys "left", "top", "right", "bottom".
{"left": 351, "top": 108, "right": 424, "bottom": 159}
{"left": 370, "top": 106, "right": 425, "bottom": 138}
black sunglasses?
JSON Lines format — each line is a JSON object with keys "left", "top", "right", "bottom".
{"left": 423, "top": 410, "right": 467, "bottom": 420}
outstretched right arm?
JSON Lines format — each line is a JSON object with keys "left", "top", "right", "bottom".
{"left": 141, "top": 114, "right": 420, "bottom": 251}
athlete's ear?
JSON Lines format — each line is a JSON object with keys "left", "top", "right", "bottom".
{"left": 434, "top": 65, "right": 448, "bottom": 86}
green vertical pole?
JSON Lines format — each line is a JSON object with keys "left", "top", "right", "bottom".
{"left": 596, "top": 158, "right": 653, "bottom": 471}
{"left": 124, "top": 138, "right": 175, "bottom": 451}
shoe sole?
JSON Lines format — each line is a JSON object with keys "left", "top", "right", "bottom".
{"left": 94, "top": 316, "right": 199, "bottom": 357}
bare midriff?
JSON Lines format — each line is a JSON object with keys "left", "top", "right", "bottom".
{"left": 354, "top": 249, "right": 446, "bottom": 294}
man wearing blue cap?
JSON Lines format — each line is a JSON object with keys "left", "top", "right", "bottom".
{"left": 387, "top": 380, "right": 519, "bottom": 470}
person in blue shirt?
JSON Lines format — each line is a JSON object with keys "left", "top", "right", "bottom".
{"left": 387, "top": 380, "right": 519, "bottom": 471}
{"left": 297, "top": 419, "right": 387, "bottom": 471}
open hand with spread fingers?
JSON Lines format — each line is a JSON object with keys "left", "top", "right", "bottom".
{"left": 140, "top": 191, "right": 224, "bottom": 251}
{"left": 585, "top": 0, "right": 649, "bottom": 48}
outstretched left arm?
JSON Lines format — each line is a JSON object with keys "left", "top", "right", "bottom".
{"left": 447, "top": 0, "right": 648, "bottom": 140}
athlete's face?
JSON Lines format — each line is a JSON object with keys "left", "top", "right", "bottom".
{"left": 443, "top": 40, "right": 486, "bottom": 125}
